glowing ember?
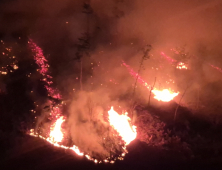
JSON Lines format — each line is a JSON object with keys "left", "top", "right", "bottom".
{"left": 176, "top": 62, "right": 188, "bottom": 70}
{"left": 13, "top": 65, "right": 18, "bottom": 70}
{"left": 29, "top": 41, "right": 135, "bottom": 164}
{"left": 161, "top": 52, "right": 189, "bottom": 70}
{"left": 108, "top": 106, "right": 137, "bottom": 145}
{"left": 0, "top": 40, "right": 19, "bottom": 75}
{"left": 152, "top": 88, "right": 179, "bottom": 102}
{"left": 48, "top": 116, "right": 65, "bottom": 143}
{"left": 28, "top": 39, "right": 61, "bottom": 100}
{"left": 209, "top": 63, "right": 222, "bottom": 73}
{"left": 122, "top": 61, "right": 151, "bottom": 89}
{"left": 160, "top": 52, "right": 176, "bottom": 63}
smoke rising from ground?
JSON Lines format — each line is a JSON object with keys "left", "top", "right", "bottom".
{"left": 2, "top": 0, "right": 222, "bottom": 157}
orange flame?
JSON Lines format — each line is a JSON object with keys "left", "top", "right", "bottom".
{"left": 70, "top": 145, "right": 84, "bottom": 156}
{"left": 108, "top": 106, "right": 137, "bottom": 145}
{"left": 176, "top": 62, "right": 188, "bottom": 70}
{"left": 48, "top": 116, "right": 65, "bottom": 143}
{"left": 29, "top": 40, "right": 131, "bottom": 163}
{"left": 29, "top": 107, "right": 134, "bottom": 163}
{"left": 152, "top": 88, "right": 179, "bottom": 102}
{"left": 30, "top": 127, "right": 84, "bottom": 157}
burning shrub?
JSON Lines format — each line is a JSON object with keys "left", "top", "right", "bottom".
{"left": 67, "top": 93, "right": 136, "bottom": 162}
{"left": 31, "top": 88, "right": 136, "bottom": 162}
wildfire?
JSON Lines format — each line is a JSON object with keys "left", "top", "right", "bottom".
{"left": 152, "top": 88, "right": 179, "bottom": 102}
{"left": 209, "top": 63, "right": 222, "bottom": 73}
{"left": 29, "top": 40, "right": 137, "bottom": 163}
{"left": 70, "top": 146, "right": 84, "bottom": 156}
{"left": 0, "top": 40, "right": 19, "bottom": 75}
{"left": 30, "top": 106, "right": 136, "bottom": 163}
{"left": 160, "top": 52, "right": 176, "bottom": 63}
{"left": 30, "top": 128, "right": 84, "bottom": 157}
{"left": 176, "top": 62, "right": 188, "bottom": 70}
{"left": 29, "top": 39, "right": 61, "bottom": 101}
{"left": 123, "top": 61, "right": 179, "bottom": 102}
{"left": 30, "top": 116, "right": 84, "bottom": 157}
{"left": 161, "top": 52, "right": 189, "bottom": 70}
{"left": 48, "top": 116, "right": 65, "bottom": 143}
{"left": 108, "top": 106, "right": 137, "bottom": 145}
{"left": 122, "top": 61, "right": 151, "bottom": 89}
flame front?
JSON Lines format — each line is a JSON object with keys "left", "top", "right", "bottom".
{"left": 123, "top": 61, "right": 179, "bottom": 102}
{"left": 29, "top": 40, "right": 136, "bottom": 163}
{"left": 108, "top": 106, "right": 137, "bottom": 145}
{"left": 152, "top": 88, "right": 179, "bottom": 102}
{"left": 30, "top": 107, "right": 135, "bottom": 163}
{"left": 70, "top": 146, "right": 84, "bottom": 156}
{"left": 48, "top": 116, "right": 65, "bottom": 143}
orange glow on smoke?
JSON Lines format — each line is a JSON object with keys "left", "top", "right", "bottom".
{"left": 30, "top": 106, "right": 137, "bottom": 163}
{"left": 108, "top": 106, "right": 137, "bottom": 145}
{"left": 122, "top": 61, "right": 179, "bottom": 102}
{"left": 152, "top": 88, "right": 179, "bottom": 102}
{"left": 29, "top": 40, "right": 136, "bottom": 163}
{"left": 48, "top": 116, "right": 65, "bottom": 143}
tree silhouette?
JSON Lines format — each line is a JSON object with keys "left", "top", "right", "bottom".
{"left": 75, "top": 0, "right": 93, "bottom": 91}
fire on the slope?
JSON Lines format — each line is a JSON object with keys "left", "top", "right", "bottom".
{"left": 29, "top": 39, "right": 136, "bottom": 163}
{"left": 122, "top": 61, "right": 179, "bottom": 102}
{"left": 108, "top": 107, "right": 137, "bottom": 145}
{"left": 30, "top": 117, "right": 84, "bottom": 157}
{"left": 48, "top": 116, "right": 65, "bottom": 143}
{"left": 176, "top": 62, "right": 188, "bottom": 70}
{"left": 30, "top": 106, "right": 136, "bottom": 163}
{"left": 29, "top": 39, "right": 86, "bottom": 158}
{"left": 151, "top": 88, "right": 179, "bottom": 102}
{"left": 29, "top": 40, "right": 136, "bottom": 163}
